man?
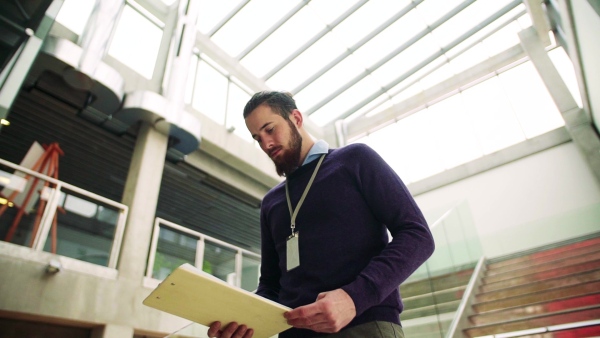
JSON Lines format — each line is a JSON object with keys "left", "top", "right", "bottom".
{"left": 208, "top": 91, "right": 434, "bottom": 338}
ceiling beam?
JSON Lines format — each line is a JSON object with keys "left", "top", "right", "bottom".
{"left": 345, "top": 43, "right": 526, "bottom": 140}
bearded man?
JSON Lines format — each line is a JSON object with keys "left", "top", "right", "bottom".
{"left": 208, "top": 91, "right": 434, "bottom": 338}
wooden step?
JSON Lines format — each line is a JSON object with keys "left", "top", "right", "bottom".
{"left": 403, "top": 285, "right": 465, "bottom": 309}
{"left": 400, "top": 268, "right": 473, "bottom": 298}
{"left": 487, "top": 236, "right": 600, "bottom": 271}
{"left": 474, "top": 280, "right": 600, "bottom": 313}
{"left": 517, "top": 324, "right": 600, "bottom": 337}
{"left": 470, "top": 293, "right": 600, "bottom": 326}
{"left": 481, "top": 260, "right": 600, "bottom": 292}
{"left": 476, "top": 269, "right": 600, "bottom": 303}
{"left": 464, "top": 306, "right": 600, "bottom": 337}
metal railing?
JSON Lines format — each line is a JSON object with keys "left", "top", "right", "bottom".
{"left": 0, "top": 158, "right": 128, "bottom": 269}
{"left": 146, "top": 217, "right": 261, "bottom": 291}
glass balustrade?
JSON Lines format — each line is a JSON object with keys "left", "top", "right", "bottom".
{"left": 0, "top": 158, "right": 128, "bottom": 269}
{"left": 402, "top": 200, "right": 483, "bottom": 338}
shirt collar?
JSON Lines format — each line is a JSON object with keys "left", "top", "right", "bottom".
{"left": 301, "top": 140, "right": 329, "bottom": 166}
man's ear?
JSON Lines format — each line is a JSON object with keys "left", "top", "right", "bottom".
{"left": 290, "top": 109, "right": 303, "bottom": 128}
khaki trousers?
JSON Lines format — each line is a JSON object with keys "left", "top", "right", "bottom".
{"left": 324, "top": 321, "right": 404, "bottom": 338}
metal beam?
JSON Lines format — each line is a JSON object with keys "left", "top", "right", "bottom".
{"left": 287, "top": 0, "right": 426, "bottom": 93}
{"left": 345, "top": 44, "right": 527, "bottom": 140}
{"left": 303, "top": 0, "right": 476, "bottom": 114}
{"left": 208, "top": 0, "right": 250, "bottom": 37}
{"left": 263, "top": 0, "right": 369, "bottom": 81}
{"left": 523, "top": 0, "right": 551, "bottom": 45}
{"left": 343, "top": 8, "right": 527, "bottom": 122}
{"left": 519, "top": 26, "right": 600, "bottom": 183}
{"left": 236, "top": 0, "right": 309, "bottom": 60}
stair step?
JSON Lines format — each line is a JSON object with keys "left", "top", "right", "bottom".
{"left": 476, "top": 269, "right": 600, "bottom": 303}
{"left": 517, "top": 324, "right": 600, "bottom": 337}
{"left": 474, "top": 280, "right": 600, "bottom": 313}
{"left": 402, "top": 299, "right": 461, "bottom": 320}
{"left": 403, "top": 285, "right": 466, "bottom": 309}
{"left": 464, "top": 306, "right": 600, "bottom": 337}
{"left": 482, "top": 260, "right": 600, "bottom": 292}
{"left": 487, "top": 236, "right": 600, "bottom": 271}
{"left": 470, "top": 293, "right": 600, "bottom": 326}
{"left": 400, "top": 268, "right": 473, "bottom": 297}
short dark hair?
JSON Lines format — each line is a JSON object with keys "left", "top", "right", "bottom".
{"left": 243, "top": 91, "right": 297, "bottom": 119}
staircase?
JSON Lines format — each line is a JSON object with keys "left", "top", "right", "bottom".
{"left": 401, "top": 266, "right": 475, "bottom": 337}
{"left": 459, "top": 235, "right": 600, "bottom": 337}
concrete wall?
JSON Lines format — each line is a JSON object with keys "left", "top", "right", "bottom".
{"left": 414, "top": 141, "right": 600, "bottom": 258}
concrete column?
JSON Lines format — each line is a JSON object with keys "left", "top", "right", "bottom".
{"left": 118, "top": 122, "right": 168, "bottom": 281}
{"left": 91, "top": 324, "right": 134, "bottom": 338}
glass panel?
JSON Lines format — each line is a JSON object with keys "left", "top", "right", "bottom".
{"left": 184, "top": 55, "right": 198, "bottom": 105}
{"left": 197, "top": 0, "right": 241, "bottom": 34}
{"left": 0, "top": 164, "right": 48, "bottom": 248}
{"left": 461, "top": 77, "right": 525, "bottom": 154}
{"left": 152, "top": 226, "right": 198, "bottom": 280}
{"left": 309, "top": 75, "right": 381, "bottom": 126}
{"left": 293, "top": 54, "right": 365, "bottom": 111}
{"left": 240, "top": 254, "right": 260, "bottom": 292}
{"left": 498, "top": 62, "right": 565, "bottom": 138}
{"left": 415, "top": 0, "right": 463, "bottom": 27}
{"left": 225, "top": 81, "right": 252, "bottom": 141}
{"left": 308, "top": 0, "right": 361, "bottom": 25}
{"left": 204, "top": 241, "right": 237, "bottom": 285}
{"left": 266, "top": 32, "right": 346, "bottom": 90}
{"left": 548, "top": 47, "right": 583, "bottom": 108}
{"left": 330, "top": 0, "right": 411, "bottom": 48}
{"left": 481, "top": 21, "right": 521, "bottom": 57}
{"left": 108, "top": 5, "right": 163, "bottom": 79}
{"left": 353, "top": 9, "right": 427, "bottom": 69}
{"left": 211, "top": 0, "right": 301, "bottom": 57}
{"left": 240, "top": 6, "right": 326, "bottom": 78}
{"left": 192, "top": 60, "right": 228, "bottom": 125}
{"left": 42, "top": 188, "right": 121, "bottom": 267}
{"left": 55, "top": 0, "right": 95, "bottom": 36}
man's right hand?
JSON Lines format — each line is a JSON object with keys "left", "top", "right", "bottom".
{"left": 207, "top": 321, "right": 254, "bottom": 338}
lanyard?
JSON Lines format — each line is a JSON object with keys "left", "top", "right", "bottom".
{"left": 285, "top": 154, "right": 326, "bottom": 236}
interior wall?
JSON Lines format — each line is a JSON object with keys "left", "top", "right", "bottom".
{"left": 413, "top": 142, "right": 600, "bottom": 259}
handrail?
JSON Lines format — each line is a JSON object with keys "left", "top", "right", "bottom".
{"left": 0, "top": 158, "right": 128, "bottom": 210}
{"left": 146, "top": 217, "right": 260, "bottom": 288}
{"left": 1, "top": 157, "right": 128, "bottom": 269}
{"left": 445, "top": 256, "right": 487, "bottom": 338}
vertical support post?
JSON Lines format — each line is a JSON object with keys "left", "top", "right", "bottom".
{"left": 118, "top": 122, "right": 168, "bottom": 281}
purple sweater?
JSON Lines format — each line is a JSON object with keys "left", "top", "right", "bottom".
{"left": 256, "top": 143, "right": 434, "bottom": 337}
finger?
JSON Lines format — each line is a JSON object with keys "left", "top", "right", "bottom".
{"left": 221, "top": 322, "right": 239, "bottom": 338}
{"left": 285, "top": 303, "right": 321, "bottom": 320}
{"left": 232, "top": 324, "right": 248, "bottom": 338}
{"left": 243, "top": 328, "right": 254, "bottom": 338}
{"left": 316, "top": 292, "right": 327, "bottom": 301}
{"left": 207, "top": 321, "right": 221, "bottom": 337}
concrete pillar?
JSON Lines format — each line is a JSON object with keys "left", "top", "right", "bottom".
{"left": 118, "top": 122, "right": 168, "bottom": 281}
{"left": 91, "top": 324, "right": 134, "bottom": 338}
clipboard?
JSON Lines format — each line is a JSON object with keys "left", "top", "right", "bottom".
{"left": 143, "top": 263, "right": 291, "bottom": 338}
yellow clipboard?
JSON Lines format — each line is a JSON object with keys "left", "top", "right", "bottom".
{"left": 143, "top": 263, "right": 291, "bottom": 338}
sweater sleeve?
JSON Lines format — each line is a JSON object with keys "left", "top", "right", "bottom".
{"left": 340, "top": 144, "right": 435, "bottom": 316}
{"left": 255, "top": 203, "right": 281, "bottom": 302}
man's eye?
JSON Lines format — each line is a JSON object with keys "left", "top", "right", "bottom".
{"left": 267, "top": 127, "right": 274, "bottom": 134}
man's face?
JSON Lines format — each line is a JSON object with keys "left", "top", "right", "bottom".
{"left": 245, "top": 104, "right": 302, "bottom": 176}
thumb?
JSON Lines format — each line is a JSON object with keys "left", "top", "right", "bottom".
{"left": 316, "top": 292, "right": 328, "bottom": 301}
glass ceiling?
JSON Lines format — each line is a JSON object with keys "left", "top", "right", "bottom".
{"left": 55, "top": 0, "right": 579, "bottom": 184}
{"left": 197, "top": 0, "right": 525, "bottom": 127}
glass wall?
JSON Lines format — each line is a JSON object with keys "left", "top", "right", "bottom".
{"left": 0, "top": 157, "right": 128, "bottom": 269}
{"left": 147, "top": 218, "right": 261, "bottom": 291}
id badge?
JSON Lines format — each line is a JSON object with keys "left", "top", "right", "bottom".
{"left": 286, "top": 232, "right": 300, "bottom": 271}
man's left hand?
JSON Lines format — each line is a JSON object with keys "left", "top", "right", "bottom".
{"left": 284, "top": 289, "right": 356, "bottom": 333}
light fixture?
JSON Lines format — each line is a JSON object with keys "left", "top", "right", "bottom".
{"left": 46, "top": 259, "right": 62, "bottom": 274}
{"left": 0, "top": 198, "right": 14, "bottom": 207}
{"left": 0, "top": 119, "right": 9, "bottom": 126}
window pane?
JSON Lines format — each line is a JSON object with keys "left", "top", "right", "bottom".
{"left": 204, "top": 241, "right": 237, "bottom": 285}
{"left": 55, "top": 0, "right": 95, "bottom": 35}
{"left": 108, "top": 5, "right": 163, "bottom": 79}
{"left": 192, "top": 60, "right": 228, "bottom": 124}
{"left": 226, "top": 82, "right": 252, "bottom": 141}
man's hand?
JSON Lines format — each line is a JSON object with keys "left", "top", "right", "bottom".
{"left": 207, "top": 321, "right": 253, "bottom": 338}
{"left": 284, "top": 289, "right": 356, "bottom": 333}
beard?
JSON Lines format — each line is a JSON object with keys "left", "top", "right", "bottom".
{"left": 273, "top": 119, "right": 302, "bottom": 177}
